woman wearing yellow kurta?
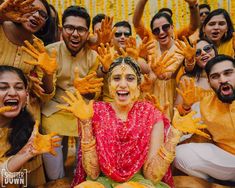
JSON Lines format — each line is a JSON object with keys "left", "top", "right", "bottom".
{"left": 175, "top": 38, "right": 217, "bottom": 115}
{"left": 174, "top": 38, "right": 217, "bottom": 147}
{"left": 199, "top": 8, "right": 235, "bottom": 58}
{"left": 0, "top": 66, "right": 60, "bottom": 187}
{"left": 132, "top": 0, "right": 201, "bottom": 119}
{"left": 0, "top": 0, "right": 56, "bottom": 121}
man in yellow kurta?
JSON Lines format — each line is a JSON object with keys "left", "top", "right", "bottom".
{"left": 41, "top": 6, "right": 100, "bottom": 181}
{"left": 175, "top": 55, "right": 235, "bottom": 183}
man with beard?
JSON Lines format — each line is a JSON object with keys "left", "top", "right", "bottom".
{"left": 41, "top": 6, "right": 102, "bottom": 181}
{"left": 174, "top": 55, "right": 235, "bottom": 185}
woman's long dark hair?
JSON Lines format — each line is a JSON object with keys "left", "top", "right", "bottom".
{"left": 0, "top": 66, "right": 35, "bottom": 156}
{"left": 34, "top": 0, "right": 56, "bottom": 45}
{"left": 185, "top": 38, "right": 218, "bottom": 80}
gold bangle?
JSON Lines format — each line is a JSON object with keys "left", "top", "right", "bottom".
{"left": 81, "top": 139, "right": 96, "bottom": 151}
{"left": 79, "top": 119, "right": 92, "bottom": 127}
{"left": 158, "top": 146, "right": 175, "bottom": 163}
{"left": 1, "top": 156, "right": 22, "bottom": 179}
{"left": 177, "top": 104, "right": 191, "bottom": 116}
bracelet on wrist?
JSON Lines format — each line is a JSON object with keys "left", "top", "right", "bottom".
{"left": 1, "top": 156, "right": 22, "bottom": 179}
{"left": 177, "top": 104, "right": 191, "bottom": 116}
{"left": 100, "top": 66, "right": 108, "bottom": 74}
{"left": 182, "top": 104, "right": 191, "bottom": 111}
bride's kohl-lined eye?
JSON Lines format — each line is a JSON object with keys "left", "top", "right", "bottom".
{"left": 126, "top": 75, "right": 136, "bottom": 82}
{"left": 112, "top": 75, "right": 121, "bottom": 81}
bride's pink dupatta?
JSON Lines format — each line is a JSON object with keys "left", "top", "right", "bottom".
{"left": 71, "top": 101, "right": 174, "bottom": 187}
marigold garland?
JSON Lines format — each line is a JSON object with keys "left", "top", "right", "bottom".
{"left": 48, "top": 0, "right": 232, "bottom": 32}
{"left": 124, "top": 0, "right": 128, "bottom": 21}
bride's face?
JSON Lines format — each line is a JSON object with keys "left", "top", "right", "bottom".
{"left": 109, "top": 63, "right": 140, "bottom": 107}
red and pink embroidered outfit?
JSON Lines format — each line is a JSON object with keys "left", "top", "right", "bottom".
{"left": 72, "top": 101, "right": 174, "bottom": 187}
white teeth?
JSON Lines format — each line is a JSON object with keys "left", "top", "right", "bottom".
{"left": 71, "top": 41, "right": 80, "bottom": 44}
{"left": 6, "top": 99, "right": 18, "bottom": 102}
{"left": 4, "top": 99, "right": 19, "bottom": 107}
{"left": 117, "top": 91, "right": 128, "bottom": 94}
{"left": 202, "top": 57, "right": 209, "bottom": 61}
{"left": 30, "top": 19, "right": 38, "bottom": 26}
{"left": 159, "top": 35, "right": 167, "bottom": 39}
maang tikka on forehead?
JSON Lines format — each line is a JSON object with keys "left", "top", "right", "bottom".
{"left": 120, "top": 63, "right": 127, "bottom": 74}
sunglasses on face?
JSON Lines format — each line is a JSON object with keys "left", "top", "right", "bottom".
{"left": 200, "top": 11, "right": 210, "bottom": 17}
{"left": 152, "top": 24, "right": 171, "bottom": 35}
{"left": 196, "top": 44, "right": 213, "bottom": 57}
{"left": 114, "top": 32, "right": 131, "bottom": 38}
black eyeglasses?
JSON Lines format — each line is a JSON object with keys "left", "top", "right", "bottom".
{"left": 114, "top": 32, "right": 131, "bottom": 38}
{"left": 152, "top": 24, "right": 171, "bottom": 35}
{"left": 63, "top": 25, "right": 88, "bottom": 35}
{"left": 32, "top": 9, "right": 48, "bottom": 21}
{"left": 195, "top": 44, "right": 213, "bottom": 57}
{"left": 200, "top": 11, "right": 210, "bottom": 17}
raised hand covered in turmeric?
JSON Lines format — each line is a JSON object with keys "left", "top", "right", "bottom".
{"left": 175, "top": 36, "right": 196, "bottom": 71}
{"left": 73, "top": 68, "right": 103, "bottom": 95}
{"left": 97, "top": 43, "right": 113, "bottom": 72}
{"left": 57, "top": 90, "right": 94, "bottom": 120}
{"left": 176, "top": 78, "right": 201, "bottom": 107}
{"left": 96, "top": 16, "right": 116, "bottom": 46}
{"left": 145, "top": 93, "right": 169, "bottom": 114}
{"left": 22, "top": 38, "right": 57, "bottom": 75}
{"left": 0, "top": 0, "right": 39, "bottom": 23}
{"left": 125, "top": 36, "right": 139, "bottom": 60}
{"left": 139, "top": 37, "right": 156, "bottom": 60}
{"left": 20, "top": 120, "right": 61, "bottom": 156}
{"left": 173, "top": 109, "right": 211, "bottom": 139}
{"left": 150, "top": 52, "right": 176, "bottom": 79}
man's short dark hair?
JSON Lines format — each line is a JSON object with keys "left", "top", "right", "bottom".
{"left": 62, "top": 6, "right": 90, "bottom": 29}
{"left": 205, "top": 55, "right": 235, "bottom": 76}
{"left": 113, "top": 21, "right": 132, "bottom": 35}
{"left": 92, "top": 13, "right": 106, "bottom": 31}
{"left": 158, "top": 8, "right": 173, "bottom": 17}
{"left": 199, "top": 4, "right": 211, "bottom": 11}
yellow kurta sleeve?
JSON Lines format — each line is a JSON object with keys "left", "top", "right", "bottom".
{"left": 175, "top": 26, "right": 195, "bottom": 41}
{"left": 0, "top": 128, "right": 11, "bottom": 165}
{"left": 134, "top": 20, "right": 153, "bottom": 41}
{"left": 200, "top": 94, "right": 235, "bottom": 155}
{"left": 218, "top": 38, "right": 234, "bottom": 57}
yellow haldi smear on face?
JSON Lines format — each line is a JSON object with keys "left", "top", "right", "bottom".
{"left": 121, "top": 63, "right": 128, "bottom": 74}
{"left": 109, "top": 63, "right": 140, "bottom": 107}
